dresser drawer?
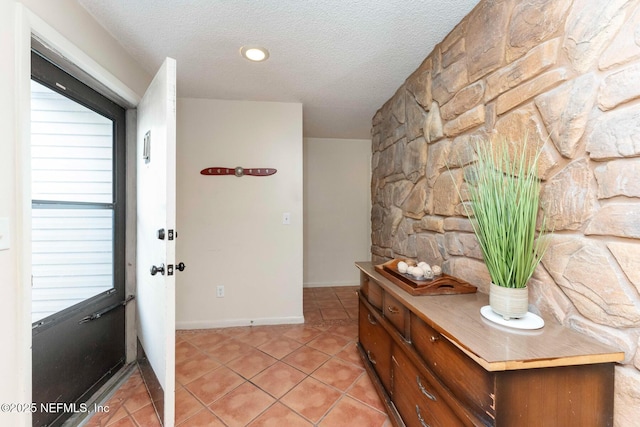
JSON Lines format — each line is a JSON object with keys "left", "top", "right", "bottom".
{"left": 359, "top": 298, "right": 392, "bottom": 391}
{"left": 410, "top": 314, "right": 494, "bottom": 421}
{"left": 383, "top": 291, "right": 410, "bottom": 339}
{"left": 392, "top": 347, "right": 464, "bottom": 427}
{"left": 359, "top": 271, "right": 370, "bottom": 299}
{"left": 357, "top": 262, "right": 619, "bottom": 427}
{"left": 367, "top": 279, "right": 383, "bottom": 310}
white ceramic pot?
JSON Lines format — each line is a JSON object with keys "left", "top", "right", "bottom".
{"left": 489, "top": 282, "right": 529, "bottom": 320}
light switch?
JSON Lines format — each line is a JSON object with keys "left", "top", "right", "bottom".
{"left": 0, "top": 218, "right": 9, "bottom": 251}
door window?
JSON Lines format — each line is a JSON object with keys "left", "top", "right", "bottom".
{"left": 31, "top": 80, "right": 116, "bottom": 323}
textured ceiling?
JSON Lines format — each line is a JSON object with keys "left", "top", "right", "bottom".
{"left": 78, "top": 0, "right": 480, "bottom": 139}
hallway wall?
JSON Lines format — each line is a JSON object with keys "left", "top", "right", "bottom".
{"left": 176, "top": 98, "right": 304, "bottom": 328}
{"left": 303, "top": 138, "right": 371, "bottom": 287}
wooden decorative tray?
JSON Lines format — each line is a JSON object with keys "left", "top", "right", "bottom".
{"left": 374, "top": 259, "right": 477, "bottom": 296}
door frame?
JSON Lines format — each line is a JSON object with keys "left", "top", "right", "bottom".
{"left": 16, "top": 5, "right": 142, "bottom": 425}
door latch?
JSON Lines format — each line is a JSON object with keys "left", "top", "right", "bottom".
{"left": 166, "top": 262, "right": 186, "bottom": 276}
{"left": 157, "top": 228, "right": 176, "bottom": 240}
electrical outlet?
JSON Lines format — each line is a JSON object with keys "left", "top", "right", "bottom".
{"left": 216, "top": 285, "right": 224, "bottom": 298}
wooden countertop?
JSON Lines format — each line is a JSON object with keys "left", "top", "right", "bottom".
{"left": 356, "top": 262, "right": 625, "bottom": 372}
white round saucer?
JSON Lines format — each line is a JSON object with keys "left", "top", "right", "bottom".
{"left": 480, "top": 305, "right": 545, "bottom": 330}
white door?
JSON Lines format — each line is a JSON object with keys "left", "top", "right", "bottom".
{"left": 136, "top": 57, "right": 177, "bottom": 427}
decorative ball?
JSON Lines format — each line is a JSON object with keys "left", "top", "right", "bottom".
{"left": 412, "top": 267, "right": 425, "bottom": 278}
{"left": 397, "top": 261, "right": 408, "bottom": 273}
{"left": 423, "top": 265, "right": 434, "bottom": 279}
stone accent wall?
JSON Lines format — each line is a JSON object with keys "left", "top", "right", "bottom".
{"left": 370, "top": 0, "right": 640, "bottom": 424}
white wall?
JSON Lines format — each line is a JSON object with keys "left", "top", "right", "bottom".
{"left": 0, "top": 3, "right": 22, "bottom": 425}
{"left": 176, "top": 98, "right": 304, "bottom": 329}
{"left": 303, "top": 138, "right": 371, "bottom": 287}
{"left": 1, "top": 2, "right": 149, "bottom": 425}
{"left": 21, "top": 0, "right": 151, "bottom": 97}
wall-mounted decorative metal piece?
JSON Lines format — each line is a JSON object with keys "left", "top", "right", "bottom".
{"left": 200, "top": 167, "right": 277, "bottom": 177}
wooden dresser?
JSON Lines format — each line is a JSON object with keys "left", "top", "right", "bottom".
{"left": 356, "top": 262, "right": 624, "bottom": 427}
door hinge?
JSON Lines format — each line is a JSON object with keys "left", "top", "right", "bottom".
{"left": 79, "top": 295, "right": 136, "bottom": 325}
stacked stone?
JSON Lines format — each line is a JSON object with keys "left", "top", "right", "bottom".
{"left": 370, "top": 0, "right": 640, "bottom": 423}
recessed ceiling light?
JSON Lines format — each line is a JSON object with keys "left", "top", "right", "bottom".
{"left": 240, "top": 46, "right": 270, "bottom": 62}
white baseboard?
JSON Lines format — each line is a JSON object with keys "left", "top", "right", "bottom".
{"left": 176, "top": 315, "right": 305, "bottom": 330}
{"left": 303, "top": 281, "right": 358, "bottom": 288}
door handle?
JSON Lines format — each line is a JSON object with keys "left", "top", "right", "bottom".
{"left": 150, "top": 264, "right": 165, "bottom": 276}
{"left": 176, "top": 262, "right": 186, "bottom": 271}
{"left": 79, "top": 295, "right": 135, "bottom": 324}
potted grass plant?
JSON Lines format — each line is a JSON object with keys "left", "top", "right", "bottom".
{"left": 460, "top": 135, "right": 550, "bottom": 320}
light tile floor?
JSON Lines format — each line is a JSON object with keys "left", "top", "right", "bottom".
{"left": 84, "top": 286, "right": 390, "bottom": 427}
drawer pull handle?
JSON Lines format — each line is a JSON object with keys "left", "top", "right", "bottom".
{"left": 367, "top": 350, "right": 377, "bottom": 365}
{"left": 387, "top": 305, "right": 400, "bottom": 314}
{"left": 429, "top": 335, "right": 440, "bottom": 343}
{"left": 416, "top": 405, "right": 431, "bottom": 427}
{"left": 416, "top": 376, "right": 437, "bottom": 401}
{"left": 367, "top": 314, "right": 377, "bottom": 325}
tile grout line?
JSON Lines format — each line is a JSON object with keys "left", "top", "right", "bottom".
{"left": 177, "top": 333, "right": 357, "bottom": 423}
{"left": 87, "top": 286, "right": 389, "bottom": 427}
{"left": 180, "top": 335, "right": 359, "bottom": 424}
